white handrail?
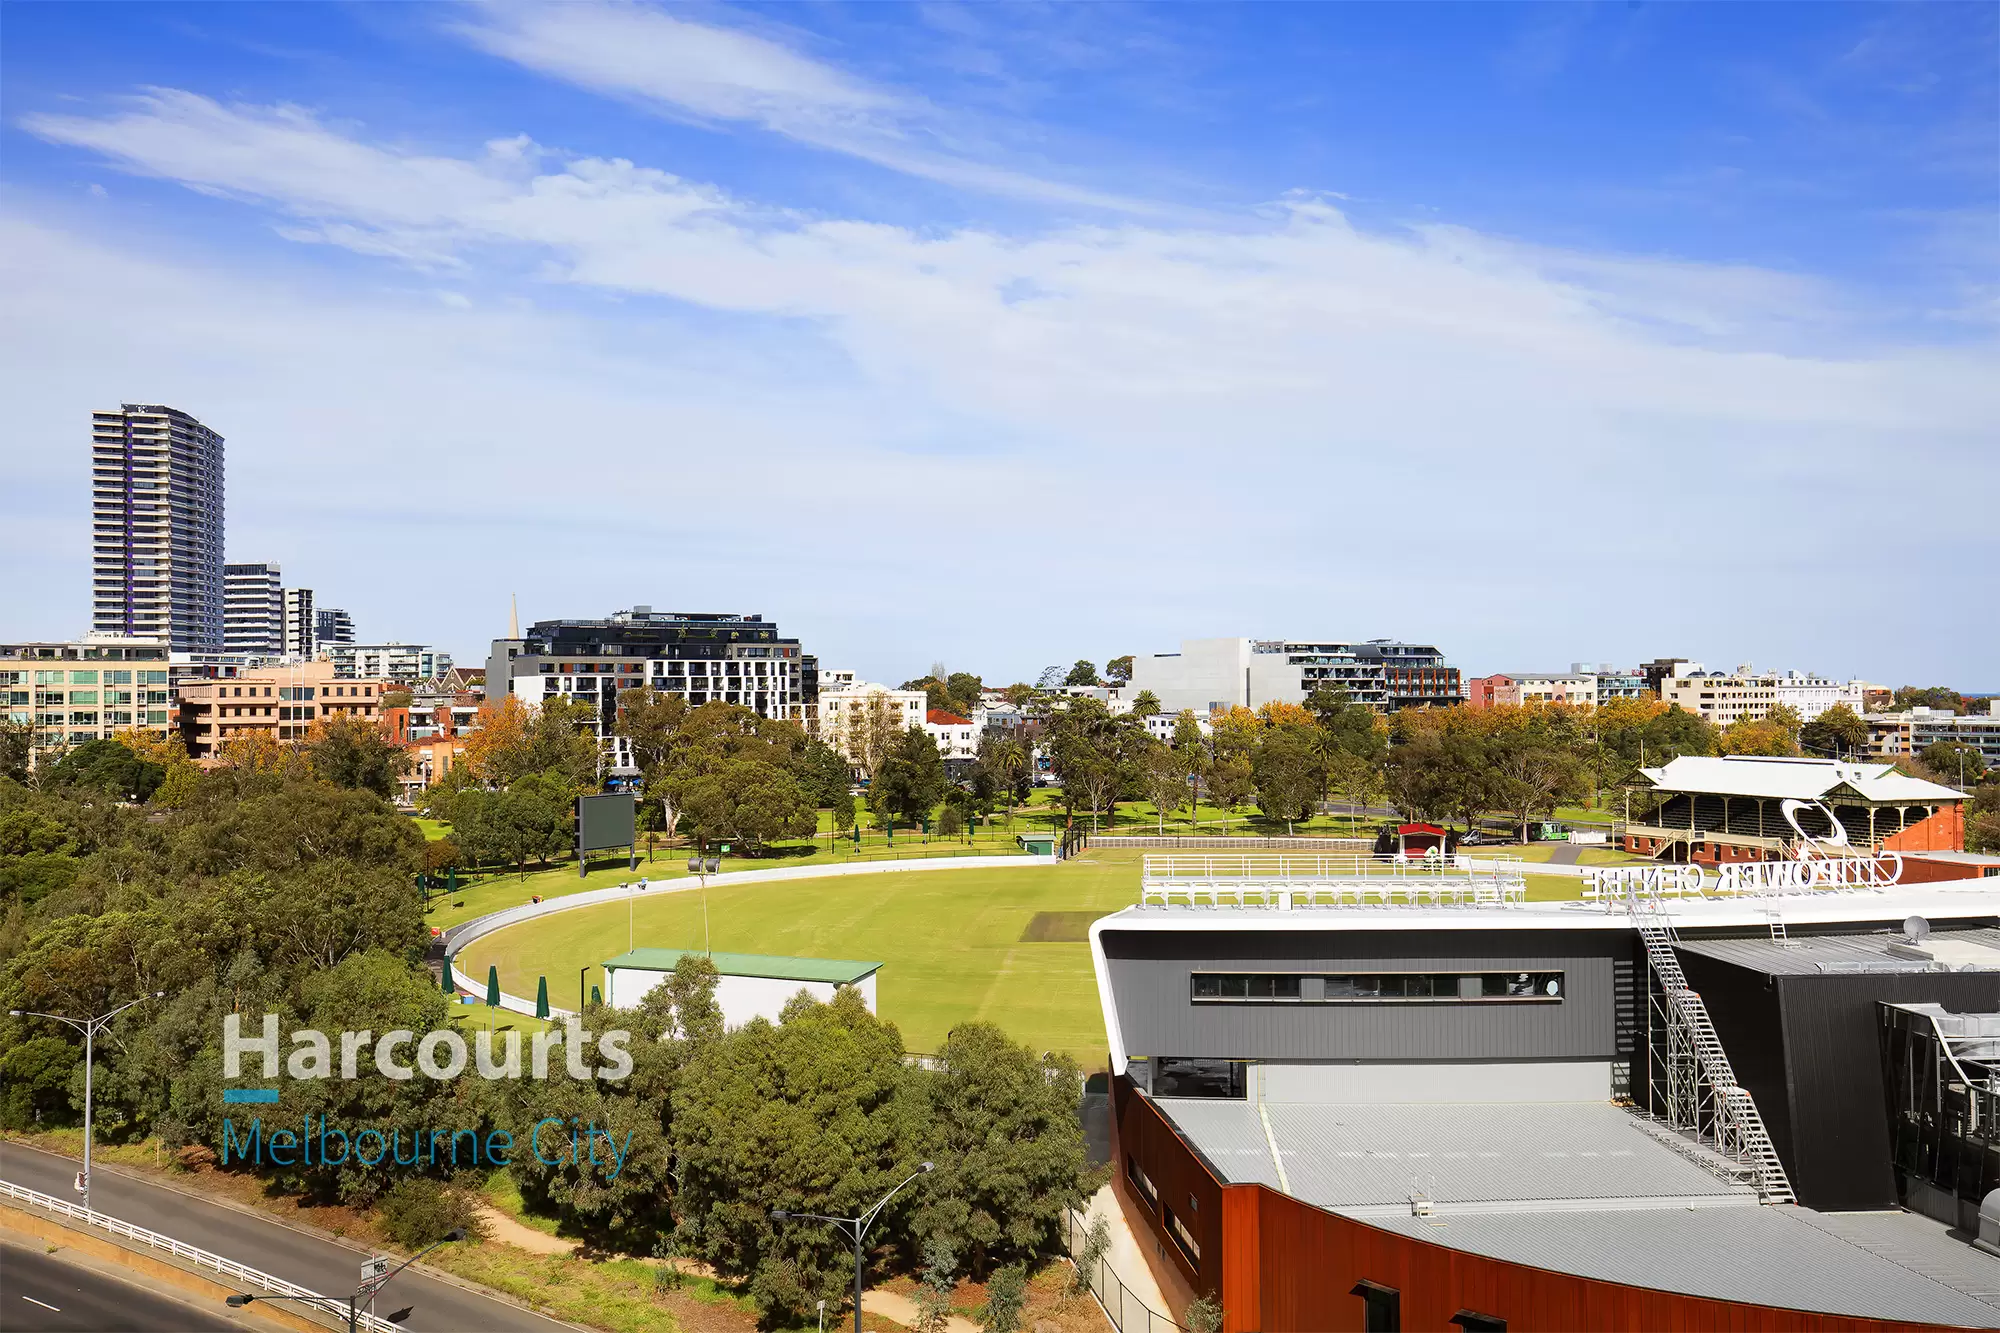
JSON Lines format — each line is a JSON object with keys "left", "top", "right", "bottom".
{"left": 0, "top": 1178, "right": 400, "bottom": 1332}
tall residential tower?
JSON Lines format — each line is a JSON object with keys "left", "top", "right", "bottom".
{"left": 90, "top": 405, "right": 225, "bottom": 650}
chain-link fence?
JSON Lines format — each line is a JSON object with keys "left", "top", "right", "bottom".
{"left": 1062, "top": 1209, "right": 1187, "bottom": 1333}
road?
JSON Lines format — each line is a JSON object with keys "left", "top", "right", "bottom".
{"left": 1, "top": 1241, "right": 239, "bottom": 1332}
{"left": 0, "top": 1143, "right": 573, "bottom": 1333}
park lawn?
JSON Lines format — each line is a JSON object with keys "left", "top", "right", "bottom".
{"left": 454, "top": 852, "right": 1158, "bottom": 1063}
{"left": 423, "top": 838, "right": 1035, "bottom": 935}
{"left": 409, "top": 816, "right": 453, "bottom": 840}
{"left": 453, "top": 849, "right": 1592, "bottom": 1065}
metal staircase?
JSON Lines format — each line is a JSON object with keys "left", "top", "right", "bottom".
{"left": 1626, "top": 886, "right": 1796, "bottom": 1204}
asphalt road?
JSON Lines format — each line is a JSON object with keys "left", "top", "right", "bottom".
{"left": 1, "top": 1242, "right": 239, "bottom": 1332}
{"left": 0, "top": 1143, "right": 572, "bottom": 1333}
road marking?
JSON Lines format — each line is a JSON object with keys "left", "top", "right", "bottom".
{"left": 22, "top": 1295, "right": 61, "bottom": 1311}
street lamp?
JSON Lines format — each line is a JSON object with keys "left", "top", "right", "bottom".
{"left": 771, "top": 1162, "right": 933, "bottom": 1333}
{"left": 10, "top": 992, "right": 165, "bottom": 1212}
{"left": 226, "top": 1229, "right": 466, "bottom": 1332}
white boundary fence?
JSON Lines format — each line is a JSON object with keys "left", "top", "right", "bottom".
{"left": 444, "top": 854, "right": 1057, "bottom": 1018}
{"left": 0, "top": 1178, "right": 399, "bottom": 1332}
{"left": 1139, "top": 854, "right": 1529, "bottom": 909}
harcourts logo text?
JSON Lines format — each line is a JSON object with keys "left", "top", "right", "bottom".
{"left": 219, "top": 1016, "right": 638, "bottom": 1180}
{"left": 223, "top": 1014, "right": 634, "bottom": 1082}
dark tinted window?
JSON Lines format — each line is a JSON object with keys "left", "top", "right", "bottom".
{"left": 1191, "top": 973, "right": 1302, "bottom": 1001}
{"left": 1320, "top": 971, "right": 1561, "bottom": 1002}
{"left": 1153, "top": 1058, "right": 1247, "bottom": 1099}
{"left": 1353, "top": 1282, "right": 1400, "bottom": 1332}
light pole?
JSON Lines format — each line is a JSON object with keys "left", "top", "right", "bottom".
{"left": 227, "top": 1229, "right": 465, "bottom": 1333}
{"left": 772, "top": 1162, "right": 933, "bottom": 1333}
{"left": 10, "top": 992, "right": 165, "bottom": 1212}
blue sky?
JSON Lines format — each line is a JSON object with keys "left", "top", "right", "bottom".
{"left": 2, "top": 2, "right": 1994, "bottom": 686}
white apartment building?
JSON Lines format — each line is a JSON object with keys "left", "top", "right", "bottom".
{"left": 817, "top": 682, "right": 926, "bottom": 769}
{"left": 331, "top": 642, "right": 452, "bottom": 683}
{"left": 1662, "top": 666, "right": 1866, "bottom": 728}
{"left": 224, "top": 563, "right": 283, "bottom": 657}
{"left": 91, "top": 405, "right": 226, "bottom": 650}
{"left": 924, "top": 708, "right": 979, "bottom": 768}
{"left": 1661, "top": 670, "right": 1779, "bottom": 727}
{"left": 1770, "top": 670, "right": 1868, "bottom": 723}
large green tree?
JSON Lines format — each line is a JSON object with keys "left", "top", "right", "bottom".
{"left": 306, "top": 713, "right": 409, "bottom": 797}
{"left": 1252, "top": 727, "right": 1325, "bottom": 833}
{"left": 1799, "top": 704, "right": 1869, "bottom": 760}
{"left": 45, "top": 738, "right": 165, "bottom": 803}
{"left": 871, "top": 727, "right": 948, "bottom": 832}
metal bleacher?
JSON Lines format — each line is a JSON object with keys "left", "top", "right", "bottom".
{"left": 1138, "top": 853, "right": 1528, "bottom": 909}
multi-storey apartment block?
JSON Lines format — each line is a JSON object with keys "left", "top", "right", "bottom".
{"left": 1, "top": 637, "right": 174, "bottom": 762}
{"left": 90, "top": 405, "right": 225, "bottom": 650}
{"left": 330, "top": 643, "right": 451, "bottom": 683}
{"left": 223, "top": 562, "right": 283, "bottom": 656}
{"left": 486, "top": 607, "right": 817, "bottom": 777}
{"left": 175, "top": 659, "right": 388, "bottom": 761}
{"left": 315, "top": 607, "right": 355, "bottom": 648}
{"left": 282, "top": 588, "right": 316, "bottom": 657}
{"left": 1127, "top": 637, "right": 1462, "bottom": 715}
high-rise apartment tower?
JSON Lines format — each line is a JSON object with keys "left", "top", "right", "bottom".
{"left": 224, "top": 562, "right": 283, "bottom": 656}
{"left": 91, "top": 405, "right": 225, "bottom": 650}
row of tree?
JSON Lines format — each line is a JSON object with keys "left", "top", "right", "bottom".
{"left": 0, "top": 753, "right": 1093, "bottom": 1326}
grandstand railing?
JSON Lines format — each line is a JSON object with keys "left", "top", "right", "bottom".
{"left": 1139, "top": 854, "right": 1528, "bottom": 909}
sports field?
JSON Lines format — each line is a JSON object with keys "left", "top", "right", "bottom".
{"left": 451, "top": 849, "right": 1607, "bottom": 1064}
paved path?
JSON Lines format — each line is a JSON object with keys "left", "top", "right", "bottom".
{"left": 1544, "top": 844, "right": 1586, "bottom": 865}
{"left": 1, "top": 1241, "right": 241, "bottom": 1332}
{"left": 862, "top": 1288, "right": 979, "bottom": 1333}
{"left": 0, "top": 1143, "right": 575, "bottom": 1333}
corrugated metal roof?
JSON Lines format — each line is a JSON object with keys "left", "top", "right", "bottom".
{"left": 601, "top": 948, "right": 881, "bottom": 983}
{"left": 1677, "top": 927, "right": 2000, "bottom": 976}
{"left": 1158, "top": 1099, "right": 1755, "bottom": 1208}
{"left": 1367, "top": 1206, "right": 2000, "bottom": 1327}
{"left": 1639, "top": 754, "right": 1965, "bottom": 802}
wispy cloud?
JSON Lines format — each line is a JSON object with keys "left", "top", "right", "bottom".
{"left": 9, "top": 87, "right": 1995, "bottom": 680}
{"left": 447, "top": 2, "right": 1152, "bottom": 212}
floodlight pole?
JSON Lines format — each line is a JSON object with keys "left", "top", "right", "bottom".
{"left": 11, "top": 993, "right": 164, "bottom": 1212}
{"left": 771, "top": 1164, "right": 933, "bottom": 1333}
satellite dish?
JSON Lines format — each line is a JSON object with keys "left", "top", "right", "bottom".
{"left": 1903, "top": 914, "right": 1931, "bottom": 943}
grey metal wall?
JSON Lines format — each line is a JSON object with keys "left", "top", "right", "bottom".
{"left": 1101, "top": 926, "right": 1630, "bottom": 1062}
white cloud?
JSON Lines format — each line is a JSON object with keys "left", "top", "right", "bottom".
{"left": 448, "top": 2, "right": 1152, "bottom": 211}
{"left": 6, "top": 90, "right": 1995, "bottom": 682}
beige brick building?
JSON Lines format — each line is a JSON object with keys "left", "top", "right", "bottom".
{"left": 176, "top": 659, "right": 390, "bottom": 762}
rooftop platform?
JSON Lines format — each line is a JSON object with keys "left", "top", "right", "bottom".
{"left": 1677, "top": 926, "right": 2000, "bottom": 975}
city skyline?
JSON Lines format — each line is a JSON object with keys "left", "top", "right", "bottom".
{"left": 2, "top": 4, "right": 1994, "bottom": 685}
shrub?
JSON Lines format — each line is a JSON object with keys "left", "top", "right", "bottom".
{"left": 375, "top": 1178, "right": 488, "bottom": 1249}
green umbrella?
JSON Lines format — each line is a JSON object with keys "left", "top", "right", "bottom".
{"left": 535, "top": 976, "right": 550, "bottom": 1020}
{"left": 485, "top": 965, "right": 500, "bottom": 1008}
{"left": 441, "top": 955, "right": 456, "bottom": 995}
{"left": 590, "top": 984, "right": 602, "bottom": 1006}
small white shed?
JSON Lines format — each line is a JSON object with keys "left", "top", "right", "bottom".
{"left": 601, "top": 948, "right": 882, "bottom": 1028}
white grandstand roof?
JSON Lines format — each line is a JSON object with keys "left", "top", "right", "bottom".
{"left": 1639, "top": 754, "right": 1965, "bottom": 803}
